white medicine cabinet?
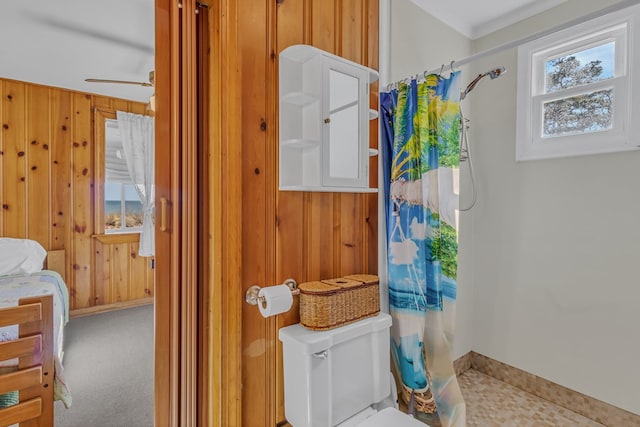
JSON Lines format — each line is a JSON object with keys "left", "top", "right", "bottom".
{"left": 279, "top": 44, "right": 379, "bottom": 192}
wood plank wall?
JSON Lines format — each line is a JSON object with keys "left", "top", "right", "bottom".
{"left": 0, "top": 78, "right": 154, "bottom": 311}
{"left": 237, "top": 0, "right": 379, "bottom": 424}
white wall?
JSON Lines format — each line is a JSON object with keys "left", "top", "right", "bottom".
{"left": 388, "top": 0, "right": 474, "bottom": 360}
{"left": 388, "top": 0, "right": 640, "bottom": 415}
{"left": 469, "top": 0, "right": 640, "bottom": 415}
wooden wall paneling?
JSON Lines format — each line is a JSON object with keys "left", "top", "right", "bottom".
{"left": 274, "top": 1, "right": 308, "bottom": 423}
{"left": 111, "top": 243, "right": 130, "bottom": 302}
{"left": 26, "top": 85, "right": 51, "bottom": 248}
{"left": 50, "top": 88, "right": 72, "bottom": 251}
{"left": 339, "top": 193, "right": 364, "bottom": 275}
{"left": 93, "top": 239, "right": 108, "bottom": 306}
{"left": 145, "top": 254, "right": 154, "bottom": 299}
{"left": 1, "top": 81, "right": 27, "bottom": 238}
{"left": 129, "top": 242, "right": 151, "bottom": 300}
{"left": 129, "top": 101, "right": 148, "bottom": 116}
{"left": 338, "top": 0, "right": 366, "bottom": 277}
{"left": 275, "top": 0, "right": 305, "bottom": 50}
{"left": 204, "top": 0, "right": 244, "bottom": 424}
{"left": 70, "top": 93, "right": 94, "bottom": 310}
{"left": 221, "top": 0, "right": 378, "bottom": 424}
{"left": 305, "top": 191, "right": 337, "bottom": 280}
{"left": 111, "top": 98, "right": 130, "bottom": 114}
{"left": 273, "top": 0, "right": 307, "bottom": 315}
{"left": 239, "top": 0, "right": 272, "bottom": 424}
{"left": 92, "top": 95, "right": 112, "bottom": 111}
{"left": 341, "top": 0, "right": 363, "bottom": 63}
{"left": 275, "top": 0, "right": 307, "bottom": 295}
{"left": 366, "top": 0, "right": 379, "bottom": 273}
{"left": 307, "top": 0, "right": 338, "bottom": 280}
{"left": 0, "top": 79, "right": 152, "bottom": 313}
{"left": 310, "top": 0, "right": 336, "bottom": 53}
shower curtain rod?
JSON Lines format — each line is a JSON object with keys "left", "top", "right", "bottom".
{"left": 387, "top": 0, "right": 640, "bottom": 89}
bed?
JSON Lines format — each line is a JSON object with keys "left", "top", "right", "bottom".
{"left": 0, "top": 239, "right": 71, "bottom": 426}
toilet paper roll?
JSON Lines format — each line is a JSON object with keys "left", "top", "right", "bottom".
{"left": 258, "top": 284, "right": 293, "bottom": 317}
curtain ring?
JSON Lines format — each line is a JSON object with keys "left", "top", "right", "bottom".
{"left": 439, "top": 64, "right": 445, "bottom": 76}
{"left": 450, "top": 60, "right": 457, "bottom": 73}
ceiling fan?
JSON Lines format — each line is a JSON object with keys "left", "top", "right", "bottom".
{"left": 85, "top": 71, "right": 156, "bottom": 111}
{"left": 85, "top": 71, "right": 155, "bottom": 88}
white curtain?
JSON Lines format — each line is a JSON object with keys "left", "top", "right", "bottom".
{"left": 116, "top": 111, "right": 155, "bottom": 256}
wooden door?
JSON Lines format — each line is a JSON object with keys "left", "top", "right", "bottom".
{"left": 154, "top": 0, "right": 202, "bottom": 425}
{"left": 154, "top": 0, "right": 243, "bottom": 426}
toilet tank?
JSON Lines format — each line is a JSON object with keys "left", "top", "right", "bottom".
{"left": 279, "top": 313, "right": 392, "bottom": 427}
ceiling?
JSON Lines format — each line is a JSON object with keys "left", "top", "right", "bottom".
{"left": 409, "top": 0, "right": 569, "bottom": 39}
{"left": 0, "top": 0, "right": 154, "bottom": 103}
{"left": 0, "top": 0, "right": 566, "bottom": 103}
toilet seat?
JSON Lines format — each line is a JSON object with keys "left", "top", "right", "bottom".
{"left": 356, "top": 407, "right": 428, "bottom": 426}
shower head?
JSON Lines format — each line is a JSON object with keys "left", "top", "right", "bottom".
{"left": 487, "top": 66, "right": 506, "bottom": 79}
{"left": 460, "top": 66, "right": 507, "bottom": 100}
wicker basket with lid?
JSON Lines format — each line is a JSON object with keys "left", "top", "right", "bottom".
{"left": 298, "top": 274, "right": 380, "bottom": 330}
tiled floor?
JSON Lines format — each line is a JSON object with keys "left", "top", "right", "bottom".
{"left": 456, "top": 369, "right": 604, "bottom": 426}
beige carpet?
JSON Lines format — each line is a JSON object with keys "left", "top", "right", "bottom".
{"left": 54, "top": 304, "right": 154, "bottom": 427}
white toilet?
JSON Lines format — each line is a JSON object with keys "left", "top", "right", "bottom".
{"left": 279, "top": 313, "right": 428, "bottom": 427}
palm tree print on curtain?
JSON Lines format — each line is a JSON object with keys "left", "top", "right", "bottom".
{"left": 381, "top": 73, "right": 466, "bottom": 427}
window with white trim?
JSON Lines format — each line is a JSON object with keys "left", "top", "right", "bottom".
{"left": 516, "top": 5, "right": 640, "bottom": 161}
{"left": 104, "top": 119, "right": 144, "bottom": 233}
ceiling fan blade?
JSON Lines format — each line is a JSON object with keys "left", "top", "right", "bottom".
{"left": 85, "top": 78, "right": 153, "bottom": 87}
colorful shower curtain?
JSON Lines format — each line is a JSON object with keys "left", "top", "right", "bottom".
{"left": 381, "top": 73, "right": 466, "bottom": 427}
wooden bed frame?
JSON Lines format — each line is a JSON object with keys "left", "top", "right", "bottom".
{"left": 0, "top": 294, "right": 53, "bottom": 427}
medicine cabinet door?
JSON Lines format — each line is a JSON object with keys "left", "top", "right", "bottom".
{"left": 321, "top": 58, "right": 369, "bottom": 188}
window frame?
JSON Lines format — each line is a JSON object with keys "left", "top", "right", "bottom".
{"left": 94, "top": 109, "right": 145, "bottom": 235}
{"left": 105, "top": 181, "right": 144, "bottom": 234}
{"left": 516, "top": 6, "right": 640, "bottom": 161}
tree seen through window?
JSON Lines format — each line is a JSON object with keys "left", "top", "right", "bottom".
{"left": 542, "top": 42, "right": 615, "bottom": 137}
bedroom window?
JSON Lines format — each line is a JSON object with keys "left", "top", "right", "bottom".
{"left": 516, "top": 5, "right": 640, "bottom": 161}
{"left": 104, "top": 119, "right": 144, "bottom": 233}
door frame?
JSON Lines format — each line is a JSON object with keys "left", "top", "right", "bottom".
{"left": 154, "top": 0, "right": 242, "bottom": 425}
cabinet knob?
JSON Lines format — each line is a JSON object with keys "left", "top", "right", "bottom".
{"left": 324, "top": 117, "right": 331, "bottom": 124}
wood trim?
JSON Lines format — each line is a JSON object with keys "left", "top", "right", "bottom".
{"left": 69, "top": 297, "right": 153, "bottom": 318}
{"left": 196, "top": 3, "right": 212, "bottom": 426}
{"left": 266, "top": 0, "right": 278, "bottom": 421}
{"left": 180, "top": 1, "right": 199, "bottom": 426}
{"left": 92, "top": 108, "right": 114, "bottom": 236}
{"left": 92, "top": 233, "right": 141, "bottom": 244}
{"left": 154, "top": 0, "right": 180, "bottom": 425}
{"left": 210, "top": 0, "right": 243, "bottom": 425}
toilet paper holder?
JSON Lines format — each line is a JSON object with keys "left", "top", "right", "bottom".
{"left": 245, "top": 278, "right": 299, "bottom": 307}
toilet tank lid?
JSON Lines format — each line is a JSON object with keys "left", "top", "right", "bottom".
{"left": 278, "top": 313, "right": 391, "bottom": 355}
